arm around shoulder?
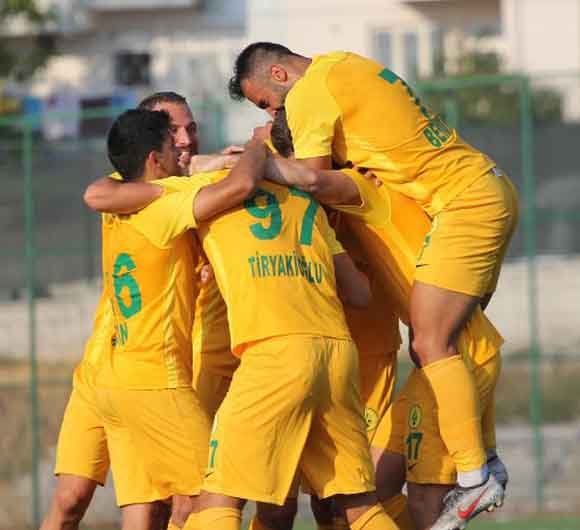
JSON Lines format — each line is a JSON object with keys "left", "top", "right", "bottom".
{"left": 84, "top": 176, "right": 162, "bottom": 214}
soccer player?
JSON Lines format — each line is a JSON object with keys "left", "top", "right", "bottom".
{"left": 82, "top": 108, "right": 270, "bottom": 530}
{"left": 229, "top": 42, "right": 519, "bottom": 529}
{"left": 264, "top": 109, "right": 507, "bottom": 530}
{"left": 40, "top": 91, "right": 203, "bottom": 530}
{"left": 88, "top": 143, "right": 410, "bottom": 530}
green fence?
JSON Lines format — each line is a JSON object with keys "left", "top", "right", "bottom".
{"left": 1, "top": 76, "right": 579, "bottom": 528}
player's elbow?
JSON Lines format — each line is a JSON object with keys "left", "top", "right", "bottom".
{"left": 300, "top": 168, "right": 323, "bottom": 193}
{"left": 83, "top": 185, "right": 107, "bottom": 212}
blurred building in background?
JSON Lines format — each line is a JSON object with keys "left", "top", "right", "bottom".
{"left": 3, "top": 0, "right": 580, "bottom": 140}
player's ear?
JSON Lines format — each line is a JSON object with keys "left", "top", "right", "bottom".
{"left": 146, "top": 150, "right": 162, "bottom": 173}
{"left": 270, "top": 64, "right": 288, "bottom": 83}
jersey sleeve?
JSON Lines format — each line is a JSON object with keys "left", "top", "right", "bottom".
{"left": 331, "top": 168, "right": 391, "bottom": 227}
{"left": 133, "top": 173, "right": 215, "bottom": 247}
{"left": 285, "top": 77, "right": 342, "bottom": 160}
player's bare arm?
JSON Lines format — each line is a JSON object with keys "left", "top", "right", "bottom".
{"left": 193, "top": 138, "right": 266, "bottom": 221}
{"left": 265, "top": 157, "right": 361, "bottom": 206}
{"left": 84, "top": 175, "right": 163, "bottom": 213}
{"left": 334, "top": 252, "right": 371, "bottom": 308}
{"left": 84, "top": 138, "right": 266, "bottom": 218}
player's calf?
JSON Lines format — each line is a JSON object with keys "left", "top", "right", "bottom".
{"left": 40, "top": 475, "right": 97, "bottom": 530}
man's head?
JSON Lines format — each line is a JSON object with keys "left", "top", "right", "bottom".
{"left": 229, "top": 42, "right": 307, "bottom": 117}
{"left": 270, "top": 108, "right": 294, "bottom": 158}
{"left": 138, "top": 91, "right": 198, "bottom": 172}
{"left": 107, "top": 109, "right": 181, "bottom": 181}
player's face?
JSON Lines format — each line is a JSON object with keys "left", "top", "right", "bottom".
{"left": 241, "top": 79, "right": 286, "bottom": 118}
{"left": 156, "top": 135, "right": 182, "bottom": 178}
{"left": 152, "top": 102, "right": 198, "bottom": 173}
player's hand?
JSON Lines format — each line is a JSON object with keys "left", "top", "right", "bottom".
{"left": 221, "top": 145, "right": 245, "bottom": 155}
{"left": 358, "top": 167, "right": 383, "bottom": 187}
{"left": 200, "top": 264, "right": 214, "bottom": 284}
{"left": 251, "top": 121, "right": 272, "bottom": 143}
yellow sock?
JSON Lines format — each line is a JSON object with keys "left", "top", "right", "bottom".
{"left": 248, "top": 515, "right": 273, "bottom": 530}
{"left": 381, "top": 494, "right": 415, "bottom": 530}
{"left": 197, "top": 507, "right": 241, "bottom": 530}
{"left": 350, "top": 504, "right": 398, "bottom": 530}
{"left": 421, "top": 356, "right": 486, "bottom": 472}
{"left": 181, "top": 512, "right": 199, "bottom": 530}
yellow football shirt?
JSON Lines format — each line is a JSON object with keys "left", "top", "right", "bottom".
{"left": 191, "top": 254, "right": 239, "bottom": 377}
{"left": 285, "top": 51, "right": 496, "bottom": 216}
{"left": 99, "top": 174, "right": 213, "bottom": 389}
{"left": 330, "top": 212, "right": 401, "bottom": 360}
{"left": 333, "top": 169, "right": 503, "bottom": 364}
{"left": 157, "top": 171, "right": 351, "bottom": 354}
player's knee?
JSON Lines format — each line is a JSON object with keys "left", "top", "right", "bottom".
{"left": 171, "top": 496, "right": 195, "bottom": 528}
{"left": 53, "top": 486, "right": 91, "bottom": 521}
{"left": 410, "top": 330, "right": 449, "bottom": 365}
{"left": 256, "top": 499, "right": 297, "bottom": 530}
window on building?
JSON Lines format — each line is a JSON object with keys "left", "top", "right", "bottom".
{"left": 373, "top": 31, "right": 393, "bottom": 67}
{"left": 115, "top": 51, "right": 151, "bottom": 86}
{"left": 403, "top": 32, "right": 419, "bottom": 82}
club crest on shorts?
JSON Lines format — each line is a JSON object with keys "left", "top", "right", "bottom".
{"left": 364, "top": 407, "right": 379, "bottom": 431}
{"left": 408, "top": 404, "right": 422, "bottom": 429}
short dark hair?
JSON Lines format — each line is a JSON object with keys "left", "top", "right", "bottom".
{"left": 107, "top": 109, "right": 171, "bottom": 181}
{"left": 270, "top": 108, "right": 294, "bottom": 158}
{"left": 138, "top": 91, "right": 187, "bottom": 110}
{"left": 229, "top": 42, "right": 297, "bottom": 101}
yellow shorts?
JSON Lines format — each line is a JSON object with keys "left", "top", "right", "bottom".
{"left": 192, "top": 352, "right": 236, "bottom": 419}
{"left": 360, "top": 353, "right": 397, "bottom": 444}
{"left": 202, "top": 335, "right": 375, "bottom": 505}
{"left": 382, "top": 354, "right": 501, "bottom": 485}
{"left": 415, "top": 169, "right": 519, "bottom": 297}
{"left": 96, "top": 386, "right": 211, "bottom": 506}
{"left": 54, "top": 365, "right": 109, "bottom": 485}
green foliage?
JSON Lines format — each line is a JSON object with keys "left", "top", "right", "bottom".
{"left": 422, "top": 51, "right": 563, "bottom": 125}
{"left": 0, "top": 0, "right": 56, "bottom": 81}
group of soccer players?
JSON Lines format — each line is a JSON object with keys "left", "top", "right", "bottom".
{"left": 40, "top": 42, "right": 519, "bottom": 530}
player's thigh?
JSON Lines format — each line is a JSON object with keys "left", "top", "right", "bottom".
{"left": 114, "top": 387, "right": 212, "bottom": 499}
{"left": 55, "top": 382, "right": 109, "bottom": 485}
{"left": 416, "top": 170, "right": 518, "bottom": 298}
{"left": 410, "top": 281, "right": 481, "bottom": 360}
{"left": 407, "top": 482, "right": 452, "bottom": 530}
{"left": 203, "top": 336, "right": 320, "bottom": 505}
{"left": 121, "top": 501, "right": 169, "bottom": 530}
{"left": 301, "top": 338, "right": 375, "bottom": 500}
{"left": 371, "top": 448, "right": 406, "bottom": 502}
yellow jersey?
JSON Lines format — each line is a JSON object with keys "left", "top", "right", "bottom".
{"left": 73, "top": 287, "right": 115, "bottom": 387}
{"left": 330, "top": 212, "right": 401, "bottom": 360}
{"left": 285, "top": 52, "right": 496, "bottom": 216}
{"left": 99, "top": 174, "right": 212, "bottom": 389}
{"left": 334, "top": 169, "right": 503, "bottom": 365}
{"left": 192, "top": 253, "right": 239, "bottom": 377}
{"left": 158, "top": 171, "right": 351, "bottom": 354}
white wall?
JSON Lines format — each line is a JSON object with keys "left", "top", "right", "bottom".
{"left": 502, "top": 0, "right": 580, "bottom": 119}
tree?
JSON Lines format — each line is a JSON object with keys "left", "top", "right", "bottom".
{"left": 422, "top": 50, "right": 562, "bottom": 125}
{"left": 0, "top": 0, "right": 56, "bottom": 82}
